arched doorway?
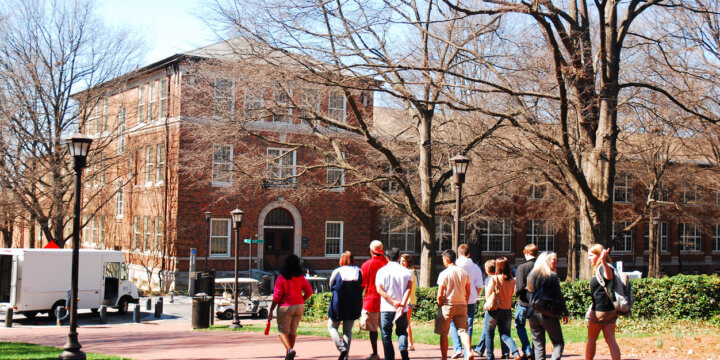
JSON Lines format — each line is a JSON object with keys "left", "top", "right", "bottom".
{"left": 263, "top": 208, "right": 294, "bottom": 270}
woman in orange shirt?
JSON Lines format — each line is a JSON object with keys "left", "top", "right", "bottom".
{"left": 483, "top": 257, "right": 523, "bottom": 360}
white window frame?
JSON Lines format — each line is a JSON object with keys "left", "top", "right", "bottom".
{"left": 159, "top": 78, "right": 168, "bottom": 119}
{"left": 682, "top": 185, "right": 698, "bottom": 204}
{"left": 325, "top": 221, "right": 344, "bottom": 256}
{"left": 115, "top": 180, "right": 124, "bottom": 218}
{"left": 214, "top": 78, "right": 235, "bottom": 116}
{"left": 88, "top": 103, "right": 99, "bottom": 135}
{"left": 101, "top": 99, "right": 108, "bottom": 133}
{"left": 436, "top": 216, "right": 464, "bottom": 252}
{"left": 480, "top": 218, "right": 513, "bottom": 253}
{"left": 644, "top": 221, "right": 668, "bottom": 253}
{"left": 652, "top": 182, "right": 669, "bottom": 202}
{"left": 528, "top": 182, "right": 551, "bottom": 201}
{"left": 272, "top": 88, "right": 293, "bottom": 123}
{"left": 679, "top": 222, "right": 702, "bottom": 252}
{"left": 156, "top": 144, "right": 165, "bottom": 184}
{"left": 380, "top": 216, "right": 415, "bottom": 252}
{"left": 133, "top": 216, "right": 142, "bottom": 250}
{"left": 117, "top": 107, "right": 126, "bottom": 154}
{"left": 148, "top": 81, "right": 157, "bottom": 122}
{"left": 326, "top": 154, "right": 345, "bottom": 191}
{"left": 154, "top": 217, "right": 163, "bottom": 253}
{"left": 244, "top": 86, "right": 264, "bottom": 120}
{"left": 143, "top": 216, "right": 152, "bottom": 252}
{"left": 614, "top": 174, "right": 633, "bottom": 203}
{"left": 527, "top": 219, "right": 555, "bottom": 252}
{"left": 328, "top": 90, "right": 347, "bottom": 123}
{"left": 210, "top": 218, "right": 231, "bottom": 257}
{"left": 98, "top": 216, "right": 105, "bottom": 248}
{"left": 266, "top": 148, "right": 297, "bottom": 187}
{"left": 713, "top": 224, "right": 720, "bottom": 252}
{"left": 212, "top": 145, "right": 233, "bottom": 186}
{"left": 611, "top": 221, "right": 633, "bottom": 253}
{"left": 137, "top": 85, "right": 146, "bottom": 124}
{"left": 145, "top": 146, "right": 154, "bottom": 185}
{"left": 90, "top": 216, "right": 98, "bottom": 247}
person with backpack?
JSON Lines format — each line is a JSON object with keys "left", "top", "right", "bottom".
{"left": 328, "top": 251, "right": 364, "bottom": 360}
{"left": 585, "top": 244, "right": 621, "bottom": 360}
{"left": 526, "top": 251, "right": 568, "bottom": 360}
{"left": 514, "top": 244, "right": 538, "bottom": 360}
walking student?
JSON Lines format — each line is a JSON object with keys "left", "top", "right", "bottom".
{"left": 483, "top": 257, "right": 523, "bottom": 360}
{"left": 360, "top": 240, "right": 388, "bottom": 360}
{"left": 435, "top": 249, "right": 474, "bottom": 360}
{"left": 585, "top": 244, "right": 621, "bottom": 360}
{"left": 328, "top": 251, "right": 363, "bottom": 360}
{"left": 514, "top": 244, "right": 538, "bottom": 360}
{"left": 376, "top": 248, "right": 413, "bottom": 360}
{"left": 526, "top": 252, "right": 568, "bottom": 360}
{"left": 449, "top": 244, "right": 483, "bottom": 359}
{"left": 267, "top": 254, "right": 313, "bottom": 360}
{"left": 473, "top": 260, "right": 509, "bottom": 358}
{"left": 399, "top": 254, "right": 418, "bottom": 351}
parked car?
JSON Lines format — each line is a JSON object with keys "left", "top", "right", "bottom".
{"left": 214, "top": 278, "right": 272, "bottom": 320}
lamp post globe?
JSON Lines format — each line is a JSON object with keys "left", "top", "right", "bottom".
{"left": 60, "top": 133, "right": 92, "bottom": 360}
{"left": 449, "top": 154, "right": 470, "bottom": 251}
{"left": 229, "top": 208, "right": 244, "bottom": 329}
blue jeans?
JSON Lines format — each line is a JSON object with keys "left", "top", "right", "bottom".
{"left": 474, "top": 311, "right": 509, "bottom": 356}
{"left": 450, "top": 303, "right": 476, "bottom": 354}
{"left": 515, "top": 304, "right": 532, "bottom": 355}
{"left": 380, "top": 311, "right": 408, "bottom": 360}
{"left": 485, "top": 309, "right": 518, "bottom": 360}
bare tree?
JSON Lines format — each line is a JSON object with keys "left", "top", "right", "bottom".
{"left": 0, "top": 0, "right": 145, "bottom": 247}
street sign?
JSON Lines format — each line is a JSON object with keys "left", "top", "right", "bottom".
{"left": 244, "top": 239, "right": 264, "bottom": 244}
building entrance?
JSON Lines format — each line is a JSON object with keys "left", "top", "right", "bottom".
{"left": 262, "top": 208, "right": 294, "bottom": 270}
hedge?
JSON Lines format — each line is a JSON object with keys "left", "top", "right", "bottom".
{"left": 303, "top": 274, "right": 720, "bottom": 322}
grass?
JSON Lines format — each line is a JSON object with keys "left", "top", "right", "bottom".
{"left": 0, "top": 342, "right": 131, "bottom": 360}
{"left": 211, "top": 316, "right": 720, "bottom": 348}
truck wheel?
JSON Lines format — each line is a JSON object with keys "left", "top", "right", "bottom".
{"left": 22, "top": 311, "right": 38, "bottom": 319}
{"left": 222, "top": 309, "right": 234, "bottom": 320}
{"left": 48, "top": 300, "right": 65, "bottom": 321}
{"left": 117, "top": 297, "right": 130, "bottom": 314}
{"left": 257, "top": 308, "right": 268, "bottom": 319}
{"left": 91, "top": 308, "right": 99, "bottom": 314}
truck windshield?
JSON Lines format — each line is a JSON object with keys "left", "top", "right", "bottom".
{"left": 121, "top": 263, "right": 128, "bottom": 280}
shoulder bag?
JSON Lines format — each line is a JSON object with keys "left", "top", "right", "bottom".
{"left": 483, "top": 275, "right": 501, "bottom": 311}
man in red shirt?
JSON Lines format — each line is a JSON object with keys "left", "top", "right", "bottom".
{"left": 360, "top": 240, "right": 388, "bottom": 360}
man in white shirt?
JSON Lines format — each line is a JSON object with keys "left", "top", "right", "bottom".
{"left": 436, "top": 249, "right": 473, "bottom": 360}
{"left": 376, "top": 247, "right": 413, "bottom": 360}
{"left": 449, "top": 244, "right": 484, "bottom": 359}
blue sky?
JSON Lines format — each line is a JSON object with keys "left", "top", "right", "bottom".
{"left": 98, "top": 0, "right": 219, "bottom": 65}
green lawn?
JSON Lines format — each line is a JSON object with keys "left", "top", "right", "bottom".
{"left": 0, "top": 342, "right": 131, "bottom": 360}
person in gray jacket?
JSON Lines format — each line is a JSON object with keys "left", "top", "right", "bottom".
{"left": 514, "top": 244, "right": 538, "bottom": 360}
{"left": 526, "top": 251, "right": 569, "bottom": 360}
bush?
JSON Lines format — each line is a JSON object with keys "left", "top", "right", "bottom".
{"left": 303, "top": 292, "right": 331, "bottom": 321}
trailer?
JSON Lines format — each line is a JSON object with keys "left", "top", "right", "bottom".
{"left": 0, "top": 248, "right": 140, "bottom": 320}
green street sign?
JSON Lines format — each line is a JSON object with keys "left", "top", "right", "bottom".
{"left": 244, "top": 239, "right": 264, "bottom": 244}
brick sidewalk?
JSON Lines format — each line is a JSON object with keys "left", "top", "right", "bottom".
{"left": 0, "top": 321, "right": 647, "bottom": 359}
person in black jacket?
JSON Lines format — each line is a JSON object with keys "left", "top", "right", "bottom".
{"left": 328, "top": 251, "right": 364, "bottom": 360}
{"left": 514, "top": 244, "right": 538, "bottom": 360}
{"left": 526, "top": 251, "right": 568, "bottom": 360}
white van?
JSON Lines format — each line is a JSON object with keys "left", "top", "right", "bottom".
{"left": 0, "top": 249, "right": 140, "bottom": 320}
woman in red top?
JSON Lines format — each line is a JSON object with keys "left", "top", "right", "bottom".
{"left": 268, "top": 254, "right": 313, "bottom": 360}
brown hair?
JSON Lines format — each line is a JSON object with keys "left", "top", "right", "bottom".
{"left": 524, "top": 243, "right": 539, "bottom": 257}
{"left": 399, "top": 253, "right": 413, "bottom": 268}
{"left": 484, "top": 259, "right": 496, "bottom": 275}
{"left": 495, "top": 257, "right": 512, "bottom": 280}
{"left": 458, "top": 244, "right": 470, "bottom": 256}
{"left": 339, "top": 251, "right": 355, "bottom": 266}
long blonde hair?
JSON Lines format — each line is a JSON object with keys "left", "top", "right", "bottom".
{"left": 527, "top": 251, "right": 556, "bottom": 292}
{"left": 589, "top": 243, "right": 612, "bottom": 273}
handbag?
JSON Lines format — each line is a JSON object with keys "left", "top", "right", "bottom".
{"left": 530, "top": 283, "right": 562, "bottom": 318}
{"left": 483, "top": 275, "right": 501, "bottom": 311}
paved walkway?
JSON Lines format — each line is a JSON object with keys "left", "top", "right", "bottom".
{"left": 0, "top": 319, "right": 645, "bottom": 360}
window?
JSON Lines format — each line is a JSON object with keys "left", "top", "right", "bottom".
{"left": 159, "top": 79, "right": 168, "bottom": 118}
{"left": 644, "top": 221, "right": 668, "bottom": 252}
{"left": 102, "top": 98, "right": 108, "bottom": 133}
{"left": 88, "top": 103, "right": 100, "bottom": 135}
{"left": 326, "top": 154, "right": 345, "bottom": 190}
{"left": 143, "top": 216, "right": 152, "bottom": 251}
{"left": 380, "top": 216, "right": 415, "bottom": 252}
{"left": 148, "top": 81, "right": 157, "bottom": 122}
{"left": 714, "top": 225, "right": 720, "bottom": 252}
{"left": 682, "top": 184, "right": 698, "bottom": 204}
{"left": 244, "top": 86, "right": 264, "bottom": 120}
{"left": 328, "top": 90, "right": 346, "bottom": 122}
{"left": 115, "top": 180, "right": 124, "bottom": 218}
{"left": 145, "top": 146, "right": 154, "bottom": 184}
{"left": 679, "top": 222, "right": 701, "bottom": 252}
{"left": 90, "top": 216, "right": 99, "bottom": 247}
{"left": 212, "top": 145, "right": 233, "bottom": 186}
{"left": 117, "top": 107, "right": 126, "bottom": 154}
{"left": 479, "top": 218, "right": 512, "bottom": 252}
{"left": 612, "top": 221, "right": 633, "bottom": 252}
{"left": 266, "top": 148, "right": 296, "bottom": 187}
{"left": 210, "top": 218, "right": 231, "bottom": 257}
{"left": 528, "top": 182, "right": 550, "bottom": 200}
{"left": 436, "top": 216, "right": 464, "bottom": 251}
{"left": 214, "top": 78, "right": 235, "bottom": 116}
{"left": 614, "top": 174, "right": 633, "bottom": 203}
{"left": 99, "top": 154, "right": 106, "bottom": 186}
{"left": 98, "top": 216, "right": 105, "bottom": 248}
{"left": 301, "top": 89, "right": 320, "bottom": 115}
{"left": 527, "top": 219, "right": 554, "bottom": 251}
{"left": 133, "top": 216, "right": 142, "bottom": 250}
{"left": 137, "top": 85, "right": 146, "bottom": 124}
{"left": 156, "top": 144, "right": 165, "bottom": 183}
{"left": 325, "top": 221, "right": 343, "bottom": 256}
{"left": 272, "top": 88, "right": 293, "bottom": 122}
{"left": 154, "top": 217, "right": 163, "bottom": 253}
{"left": 381, "top": 164, "right": 399, "bottom": 194}
{"left": 652, "top": 182, "right": 669, "bottom": 202}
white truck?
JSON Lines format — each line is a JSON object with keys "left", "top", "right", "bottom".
{"left": 0, "top": 248, "right": 140, "bottom": 320}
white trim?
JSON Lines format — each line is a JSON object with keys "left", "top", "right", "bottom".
{"left": 212, "top": 144, "right": 234, "bottom": 186}
{"left": 257, "top": 201, "right": 303, "bottom": 266}
{"left": 210, "top": 218, "right": 232, "bottom": 257}
{"left": 325, "top": 221, "right": 344, "bottom": 257}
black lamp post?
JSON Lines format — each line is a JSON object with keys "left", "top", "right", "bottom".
{"left": 450, "top": 154, "right": 470, "bottom": 251}
{"left": 60, "top": 133, "right": 92, "bottom": 360}
{"left": 204, "top": 211, "right": 212, "bottom": 271}
{"left": 229, "top": 208, "right": 244, "bottom": 329}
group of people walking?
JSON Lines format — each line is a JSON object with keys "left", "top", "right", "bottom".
{"left": 266, "top": 241, "right": 622, "bottom": 360}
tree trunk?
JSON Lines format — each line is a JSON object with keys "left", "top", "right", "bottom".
{"left": 648, "top": 216, "right": 660, "bottom": 278}
{"left": 29, "top": 215, "right": 36, "bottom": 248}
{"left": 418, "top": 220, "right": 437, "bottom": 287}
{"left": 567, "top": 218, "right": 578, "bottom": 281}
